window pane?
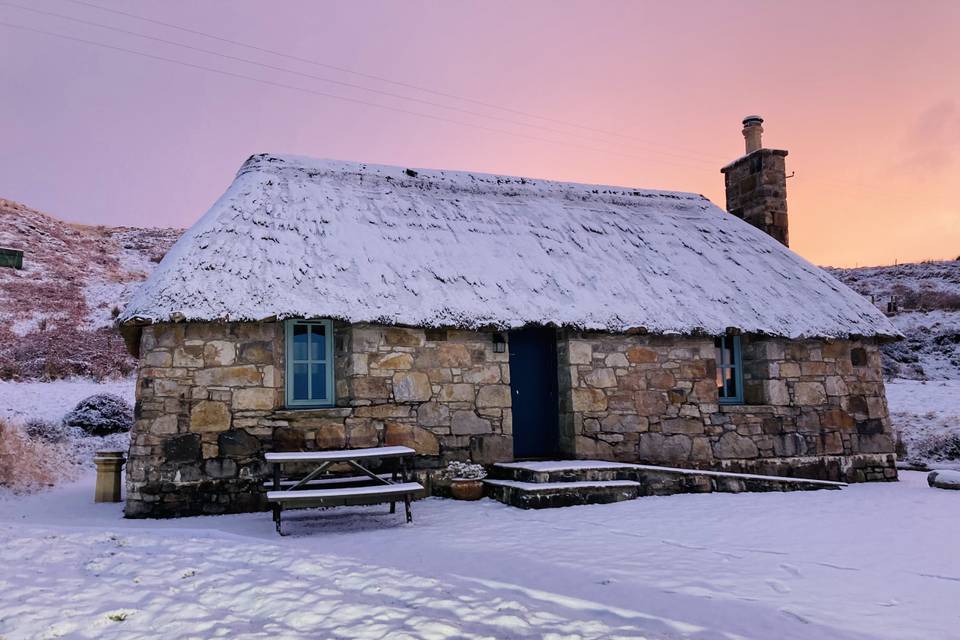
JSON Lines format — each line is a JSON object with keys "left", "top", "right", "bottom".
{"left": 716, "top": 366, "right": 725, "bottom": 396}
{"left": 714, "top": 337, "right": 725, "bottom": 367}
{"left": 725, "top": 367, "right": 738, "bottom": 398}
{"left": 726, "top": 339, "right": 736, "bottom": 370}
{"left": 310, "top": 324, "right": 327, "bottom": 361}
{"left": 310, "top": 363, "right": 327, "bottom": 400}
{"left": 292, "top": 324, "right": 308, "bottom": 360}
{"left": 292, "top": 363, "right": 309, "bottom": 400}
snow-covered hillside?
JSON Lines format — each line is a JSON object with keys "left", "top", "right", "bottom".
{"left": 828, "top": 261, "right": 960, "bottom": 466}
{"left": 830, "top": 260, "right": 960, "bottom": 380}
{"left": 886, "top": 379, "right": 960, "bottom": 469}
{"left": 0, "top": 198, "right": 181, "bottom": 379}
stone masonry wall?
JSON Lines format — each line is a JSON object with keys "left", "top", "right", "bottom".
{"left": 126, "top": 321, "right": 512, "bottom": 517}
{"left": 558, "top": 332, "right": 896, "bottom": 483}
{"left": 127, "top": 320, "right": 897, "bottom": 517}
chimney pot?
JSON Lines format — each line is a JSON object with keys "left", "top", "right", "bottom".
{"left": 742, "top": 115, "right": 764, "bottom": 154}
{"left": 721, "top": 116, "right": 790, "bottom": 246}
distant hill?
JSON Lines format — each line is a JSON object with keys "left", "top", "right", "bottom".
{"left": 829, "top": 261, "right": 960, "bottom": 380}
{"left": 0, "top": 198, "right": 182, "bottom": 379}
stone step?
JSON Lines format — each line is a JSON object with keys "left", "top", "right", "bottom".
{"left": 491, "top": 460, "right": 846, "bottom": 497}
{"left": 491, "top": 460, "right": 637, "bottom": 484}
{"left": 483, "top": 479, "right": 641, "bottom": 509}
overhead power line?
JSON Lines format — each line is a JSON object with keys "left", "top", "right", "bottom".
{"left": 0, "top": 0, "right": 715, "bottom": 165}
{"left": 59, "top": 0, "right": 728, "bottom": 163}
{"left": 0, "top": 19, "right": 719, "bottom": 171}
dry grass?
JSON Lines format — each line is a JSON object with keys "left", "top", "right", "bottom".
{"left": 0, "top": 419, "right": 77, "bottom": 493}
{"left": 0, "top": 325, "right": 135, "bottom": 380}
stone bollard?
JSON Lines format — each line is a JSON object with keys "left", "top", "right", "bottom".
{"left": 93, "top": 450, "right": 126, "bottom": 502}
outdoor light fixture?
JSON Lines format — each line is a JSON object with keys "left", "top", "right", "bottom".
{"left": 492, "top": 333, "right": 506, "bottom": 353}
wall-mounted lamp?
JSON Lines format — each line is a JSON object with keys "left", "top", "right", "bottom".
{"left": 492, "top": 333, "right": 506, "bottom": 353}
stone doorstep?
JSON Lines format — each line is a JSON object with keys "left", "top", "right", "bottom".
{"left": 483, "top": 479, "right": 642, "bottom": 509}
{"left": 490, "top": 460, "right": 847, "bottom": 489}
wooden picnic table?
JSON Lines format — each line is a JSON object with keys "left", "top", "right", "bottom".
{"left": 264, "top": 446, "right": 424, "bottom": 535}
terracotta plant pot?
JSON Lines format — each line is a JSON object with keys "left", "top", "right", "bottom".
{"left": 450, "top": 478, "right": 485, "bottom": 501}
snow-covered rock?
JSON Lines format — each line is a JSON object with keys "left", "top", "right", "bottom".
{"left": 928, "top": 469, "right": 960, "bottom": 490}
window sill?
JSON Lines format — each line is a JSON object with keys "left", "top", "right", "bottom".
{"left": 275, "top": 406, "right": 352, "bottom": 419}
{"left": 718, "top": 404, "right": 779, "bottom": 414}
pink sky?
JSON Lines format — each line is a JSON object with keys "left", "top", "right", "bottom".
{"left": 1, "top": 0, "right": 957, "bottom": 267}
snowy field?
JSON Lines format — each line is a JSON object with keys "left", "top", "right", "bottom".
{"left": 0, "top": 377, "right": 135, "bottom": 424}
{"left": 1, "top": 471, "right": 958, "bottom": 640}
{"left": 886, "top": 379, "right": 960, "bottom": 468}
{"left": 1, "top": 378, "right": 957, "bottom": 638}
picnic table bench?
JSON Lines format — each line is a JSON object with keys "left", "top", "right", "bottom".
{"left": 264, "top": 445, "right": 424, "bottom": 535}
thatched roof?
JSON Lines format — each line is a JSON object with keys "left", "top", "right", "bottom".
{"left": 120, "top": 154, "right": 898, "bottom": 341}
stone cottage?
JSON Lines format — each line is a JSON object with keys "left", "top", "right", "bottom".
{"left": 119, "top": 117, "right": 901, "bottom": 517}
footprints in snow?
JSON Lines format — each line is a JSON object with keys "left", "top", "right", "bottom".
{"left": 814, "top": 561, "right": 859, "bottom": 572}
{"left": 918, "top": 572, "right": 960, "bottom": 582}
{"left": 779, "top": 563, "right": 802, "bottom": 578}
{"left": 765, "top": 579, "right": 791, "bottom": 594}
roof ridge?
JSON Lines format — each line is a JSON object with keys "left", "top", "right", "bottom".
{"left": 237, "top": 153, "right": 708, "bottom": 204}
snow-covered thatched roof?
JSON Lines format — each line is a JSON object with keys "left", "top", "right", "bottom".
{"left": 120, "top": 154, "right": 899, "bottom": 340}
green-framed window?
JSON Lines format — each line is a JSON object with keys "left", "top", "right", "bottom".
{"left": 284, "top": 319, "right": 334, "bottom": 408}
{"left": 715, "top": 335, "right": 744, "bottom": 404}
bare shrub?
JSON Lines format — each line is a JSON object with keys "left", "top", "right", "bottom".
{"left": 892, "top": 285, "right": 960, "bottom": 311}
{"left": 912, "top": 431, "right": 960, "bottom": 463}
{"left": 22, "top": 418, "right": 70, "bottom": 443}
{"left": 64, "top": 394, "right": 133, "bottom": 435}
{"left": 0, "top": 420, "right": 76, "bottom": 493}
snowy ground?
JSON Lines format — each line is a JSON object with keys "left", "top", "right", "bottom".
{"left": 886, "top": 379, "right": 960, "bottom": 468}
{"left": 1, "top": 471, "right": 958, "bottom": 640}
{"left": 884, "top": 310, "right": 960, "bottom": 380}
{"left": 0, "top": 377, "right": 135, "bottom": 424}
{"left": 1, "top": 378, "right": 957, "bottom": 638}
{"left": 0, "top": 378, "right": 135, "bottom": 491}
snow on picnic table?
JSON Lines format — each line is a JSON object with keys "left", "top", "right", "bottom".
{"left": 1, "top": 472, "right": 958, "bottom": 640}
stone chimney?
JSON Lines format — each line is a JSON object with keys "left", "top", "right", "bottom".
{"left": 720, "top": 115, "right": 790, "bottom": 246}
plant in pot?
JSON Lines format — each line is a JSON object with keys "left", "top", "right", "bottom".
{"left": 444, "top": 461, "right": 487, "bottom": 500}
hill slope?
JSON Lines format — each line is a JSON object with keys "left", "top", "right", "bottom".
{"left": 0, "top": 198, "right": 181, "bottom": 379}
{"left": 829, "top": 261, "right": 960, "bottom": 380}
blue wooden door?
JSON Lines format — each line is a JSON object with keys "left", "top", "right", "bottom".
{"left": 508, "top": 327, "right": 559, "bottom": 459}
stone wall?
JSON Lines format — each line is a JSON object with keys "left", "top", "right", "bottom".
{"left": 127, "top": 320, "right": 897, "bottom": 517}
{"left": 558, "top": 332, "right": 896, "bottom": 482}
{"left": 126, "top": 321, "right": 512, "bottom": 517}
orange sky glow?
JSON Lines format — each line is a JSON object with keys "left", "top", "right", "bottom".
{"left": 1, "top": 0, "right": 957, "bottom": 267}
